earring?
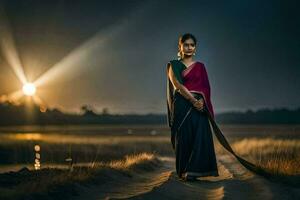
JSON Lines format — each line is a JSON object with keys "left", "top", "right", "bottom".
{"left": 177, "top": 52, "right": 183, "bottom": 59}
{"left": 193, "top": 51, "right": 196, "bottom": 55}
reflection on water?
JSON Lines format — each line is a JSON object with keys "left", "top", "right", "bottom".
{"left": 34, "top": 144, "right": 40, "bottom": 151}
{"left": 0, "top": 133, "right": 168, "bottom": 144}
{"left": 34, "top": 144, "right": 40, "bottom": 170}
{"left": 17, "top": 133, "right": 42, "bottom": 140}
{"left": 65, "top": 157, "right": 73, "bottom": 171}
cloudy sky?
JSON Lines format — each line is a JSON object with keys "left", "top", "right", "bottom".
{"left": 0, "top": 0, "right": 299, "bottom": 114}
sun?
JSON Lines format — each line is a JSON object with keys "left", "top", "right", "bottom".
{"left": 22, "top": 83, "right": 36, "bottom": 96}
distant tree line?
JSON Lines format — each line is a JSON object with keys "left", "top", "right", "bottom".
{"left": 0, "top": 102, "right": 299, "bottom": 125}
{"left": 0, "top": 102, "right": 165, "bottom": 125}
{"left": 216, "top": 108, "right": 300, "bottom": 124}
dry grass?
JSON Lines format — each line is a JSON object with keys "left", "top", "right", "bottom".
{"left": 0, "top": 152, "right": 161, "bottom": 200}
{"left": 106, "top": 152, "right": 155, "bottom": 169}
{"left": 216, "top": 137, "right": 300, "bottom": 176}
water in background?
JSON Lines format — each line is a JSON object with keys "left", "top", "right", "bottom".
{"left": 0, "top": 124, "right": 299, "bottom": 173}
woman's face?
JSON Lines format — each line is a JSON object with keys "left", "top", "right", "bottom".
{"left": 180, "top": 38, "right": 196, "bottom": 57}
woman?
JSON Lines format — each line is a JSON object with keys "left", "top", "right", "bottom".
{"left": 166, "top": 33, "right": 219, "bottom": 181}
{"left": 166, "top": 33, "right": 269, "bottom": 182}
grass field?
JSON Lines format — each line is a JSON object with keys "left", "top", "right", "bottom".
{"left": 0, "top": 124, "right": 299, "bottom": 196}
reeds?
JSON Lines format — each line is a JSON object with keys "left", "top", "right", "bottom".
{"left": 216, "top": 137, "right": 300, "bottom": 176}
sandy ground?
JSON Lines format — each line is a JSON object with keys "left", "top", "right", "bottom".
{"left": 74, "top": 154, "right": 300, "bottom": 200}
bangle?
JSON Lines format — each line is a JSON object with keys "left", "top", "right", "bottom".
{"left": 191, "top": 99, "right": 198, "bottom": 104}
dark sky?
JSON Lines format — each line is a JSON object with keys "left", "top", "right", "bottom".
{"left": 0, "top": 0, "right": 299, "bottom": 114}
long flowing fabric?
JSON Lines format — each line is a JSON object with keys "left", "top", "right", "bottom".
{"left": 166, "top": 59, "right": 271, "bottom": 178}
{"left": 203, "top": 106, "right": 271, "bottom": 177}
{"left": 172, "top": 91, "right": 219, "bottom": 177}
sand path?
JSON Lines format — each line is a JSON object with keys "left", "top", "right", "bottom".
{"left": 74, "top": 155, "right": 300, "bottom": 200}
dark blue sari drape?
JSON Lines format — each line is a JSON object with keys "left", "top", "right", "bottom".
{"left": 171, "top": 91, "right": 218, "bottom": 177}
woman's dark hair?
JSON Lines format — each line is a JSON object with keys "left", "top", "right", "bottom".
{"left": 177, "top": 33, "right": 197, "bottom": 58}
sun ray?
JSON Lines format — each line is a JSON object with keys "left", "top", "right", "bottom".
{"left": 33, "top": 28, "right": 115, "bottom": 87}
{"left": 0, "top": 1, "right": 152, "bottom": 111}
{"left": 33, "top": 2, "right": 149, "bottom": 88}
{"left": 0, "top": 9, "right": 27, "bottom": 84}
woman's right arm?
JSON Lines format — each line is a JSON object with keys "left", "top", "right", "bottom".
{"left": 167, "top": 63, "right": 199, "bottom": 105}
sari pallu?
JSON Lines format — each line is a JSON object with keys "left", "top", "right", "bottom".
{"left": 166, "top": 59, "right": 271, "bottom": 178}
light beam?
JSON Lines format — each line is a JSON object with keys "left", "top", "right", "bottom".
{"left": 0, "top": 9, "right": 27, "bottom": 84}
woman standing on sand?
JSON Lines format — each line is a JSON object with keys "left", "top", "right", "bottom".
{"left": 166, "top": 33, "right": 219, "bottom": 181}
{"left": 167, "top": 33, "right": 268, "bottom": 181}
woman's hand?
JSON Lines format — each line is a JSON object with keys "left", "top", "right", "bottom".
{"left": 193, "top": 98, "right": 204, "bottom": 111}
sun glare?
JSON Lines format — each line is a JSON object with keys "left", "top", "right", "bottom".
{"left": 22, "top": 83, "right": 36, "bottom": 96}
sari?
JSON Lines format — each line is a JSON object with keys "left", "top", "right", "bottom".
{"left": 166, "top": 59, "right": 270, "bottom": 178}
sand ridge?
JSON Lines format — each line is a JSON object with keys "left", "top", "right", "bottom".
{"left": 74, "top": 155, "right": 300, "bottom": 200}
